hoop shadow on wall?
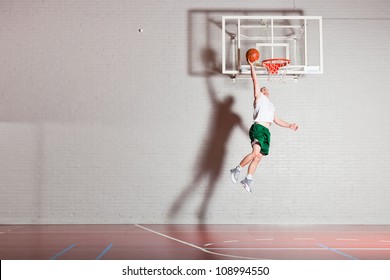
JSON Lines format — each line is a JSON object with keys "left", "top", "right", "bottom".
{"left": 187, "top": 9, "right": 303, "bottom": 77}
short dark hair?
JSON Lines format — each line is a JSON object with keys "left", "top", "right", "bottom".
{"left": 260, "top": 87, "right": 266, "bottom": 93}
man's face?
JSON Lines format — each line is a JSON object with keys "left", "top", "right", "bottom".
{"left": 261, "top": 87, "right": 269, "bottom": 96}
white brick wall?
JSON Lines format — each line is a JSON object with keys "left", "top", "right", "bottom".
{"left": 1, "top": 0, "right": 390, "bottom": 224}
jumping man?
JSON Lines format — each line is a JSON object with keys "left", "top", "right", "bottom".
{"left": 230, "top": 60, "right": 298, "bottom": 193}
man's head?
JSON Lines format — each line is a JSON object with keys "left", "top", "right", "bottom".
{"left": 260, "top": 87, "right": 269, "bottom": 96}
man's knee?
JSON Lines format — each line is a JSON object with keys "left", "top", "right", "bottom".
{"left": 251, "top": 149, "right": 262, "bottom": 161}
{"left": 254, "top": 153, "right": 262, "bottom": 162}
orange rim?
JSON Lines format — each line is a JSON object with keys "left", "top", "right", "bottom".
{"left": 262, "top": 58, "right": 290, "bottom": 74}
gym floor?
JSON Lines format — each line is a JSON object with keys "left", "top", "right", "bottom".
{"left": 1, "top": 224, "right": 390, "bottom": 260}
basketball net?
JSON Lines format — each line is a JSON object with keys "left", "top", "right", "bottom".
{"left": 262, "top": 58, "right": 290, "bottom": 82}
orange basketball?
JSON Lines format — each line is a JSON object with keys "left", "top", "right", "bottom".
{"left": 246, "top": 48, "right": 260, "bottom": 63}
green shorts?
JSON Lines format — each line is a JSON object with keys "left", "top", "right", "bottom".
{"left": 249, "top": 123, "right": 271, "bottom": 155}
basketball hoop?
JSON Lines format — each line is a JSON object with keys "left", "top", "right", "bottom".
{"left": 262, "top": 58, "right": 290, "bottom": 81}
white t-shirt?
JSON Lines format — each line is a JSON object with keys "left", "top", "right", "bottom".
{"left": 253, "top": 94, "right": 275, "bottom": 123}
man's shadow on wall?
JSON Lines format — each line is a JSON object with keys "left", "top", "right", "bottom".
{"left": 169, "top": 47, "right": 247, "bottom": 223}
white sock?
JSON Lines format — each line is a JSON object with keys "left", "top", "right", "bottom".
{"left": 246, "top": 174, "right": 253, "bottom": 180}
{"left": 237, "top": 165, "right": 242, "bottom": 171}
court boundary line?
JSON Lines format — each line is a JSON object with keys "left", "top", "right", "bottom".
{"left": 50, "top": 244, "right": 77, "bottom": 260}
{"left": 96, "top": 243, "right": 113, "bottom": 260}
{"left": 135, "top": 224, "right": 261, "bottom": 260}
{"left": 318, "top": 243, "right": 358, "bottom": 260}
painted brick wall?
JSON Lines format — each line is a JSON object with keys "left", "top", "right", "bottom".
{"left": 1, "top": 0, "right": 390, "bottom": 224}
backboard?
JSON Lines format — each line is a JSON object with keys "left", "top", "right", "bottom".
{"left": 222, "top": 16, "right": 323, "bottom": 81}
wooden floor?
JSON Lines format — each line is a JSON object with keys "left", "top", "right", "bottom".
{"left": 1, "top": 224, "right": 390, "bottom": 260}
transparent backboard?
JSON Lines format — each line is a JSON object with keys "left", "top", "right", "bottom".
{"left": 222, "top": 16, "right": 323, "bottom": 81}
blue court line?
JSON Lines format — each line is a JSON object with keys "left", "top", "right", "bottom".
{"left": 50, "top": 244, "right": 77, "bottom": 260}
{"left": 317, "top": 243, "right": 358, "bottom": 260}
{"left": 96, "top": 243, "right": 113, "bottom": 260}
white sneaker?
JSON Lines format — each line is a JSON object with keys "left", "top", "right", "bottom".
{"left": 230, "top": 167, "right": 240, "bottom": 183}
{"left": 240, "top": 178, "right": 254, "bottom": 193}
